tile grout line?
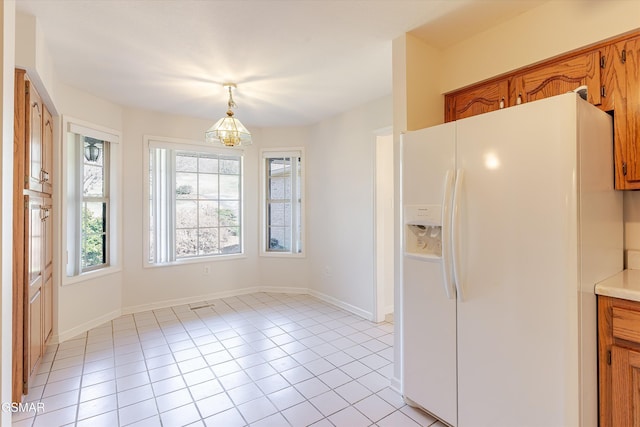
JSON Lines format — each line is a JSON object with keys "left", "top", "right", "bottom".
{"left": 17, "top": 293, "right": 418, "bottom": 427}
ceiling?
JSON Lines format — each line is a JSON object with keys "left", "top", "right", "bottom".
{"left": 15, "top": 0, "right": 546, "bottom": 128}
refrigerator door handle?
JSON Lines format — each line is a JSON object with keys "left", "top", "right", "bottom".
{"left": 452, "top": 169, "right": 465, "bottom": 302}
{"left": 441, "top": 170, "right": 456, "bottom": 299}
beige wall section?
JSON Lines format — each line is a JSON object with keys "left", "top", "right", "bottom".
{"left": 15, "top": 11, "right": 56, "bottom": 110}
{"left": 1, "top": 1, "right": 15, "bottom": 425}
{"left": 392, "top": 33, "right": 444, "bottom": 133}
{"left": 441, "top": 0, "right": 640, "bottom": 93}
{"left": 406, "top": 33, "right": 443, "bottom": 130}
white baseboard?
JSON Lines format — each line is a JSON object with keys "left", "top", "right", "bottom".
{"left": 121, "top": 286, "right": 261, "bottom": 315}
{"left": 385, "top": 304, "right": 394, "bottom": 315}
{"left": 121, "top": 286, "right": 310, "bottom": 315}
{"left": 53, "top": 308, "right": 122, "bottom": 344}
{"left": 390, "top": 376, "right": 402, "bottom": 394}
{"left": 308, "top": 290, "right": 373, "bottom": 321}
{"left": 258, "top": 286, "right": 308, "bottom": 295}
{"left": 55, "top": 286, "right": 372, "bottom": 343}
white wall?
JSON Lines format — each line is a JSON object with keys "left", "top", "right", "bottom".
{"left": 306, "top": 95, "right": 392, "bottom": 319}
{"left": 52, "top": 82, "right": 124, "bottom": 341}
{"left": 257, "top": 126, "right": 311, "bottom": 291}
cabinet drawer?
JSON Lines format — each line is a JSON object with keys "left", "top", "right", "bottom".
{"left": 612, "top": 307, "right": 640, "bottom": 343}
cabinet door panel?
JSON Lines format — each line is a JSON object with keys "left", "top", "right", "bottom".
{"left": 42, "top": 197, "right": 52, "bottom": 342}
{"left": 27, "top": 290, "right": 41, "bottom": 377}
{"left": 612, "top": 346, "right": 640, "bottom": 427}
{"left": 42, "top": 106, "right": 53, "bottom": 194}
{"left": 600, "top": 41, "right": 626, "bottom": 112}
{"left": 25, "top": 83, "right": 43, "bottom": 193}
{"left": 512, "top": 51, "right": 602, "bottom": 106}
{"left": 42, "top": 275, "right": 52, "bottom": 344}
{"left": 445, "top": 79, "right": 508, "bottom": 122}
{"left": 624, "top": 37, "right": 640, "bottom": 184}
{"left": 24, "top": 195, "right": 44, "bottom": 383}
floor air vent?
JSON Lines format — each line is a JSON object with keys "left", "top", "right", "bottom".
{"left": 190, "top": 303, "right": 215, "bottom": 310}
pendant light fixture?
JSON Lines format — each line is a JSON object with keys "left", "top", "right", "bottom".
{"left": 84, "top": 137, "right": 101, "bottom": 162}
{"left": 205, "top": 83, "right": 252, "bottom": 147}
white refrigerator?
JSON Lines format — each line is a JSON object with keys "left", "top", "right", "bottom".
{"left": 401, "top": 93, "right": 623, "bottom": 427}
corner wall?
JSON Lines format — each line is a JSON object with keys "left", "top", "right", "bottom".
{"left": 306, "top": 95, "right": 392, "bottom": 320}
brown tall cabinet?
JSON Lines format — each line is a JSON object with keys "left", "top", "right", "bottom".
{"left": 13, "top": 69, "right": 54, "bottom": 402}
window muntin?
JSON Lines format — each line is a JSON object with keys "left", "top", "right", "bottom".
{"left": 148, "top": 144, "right": 242, "bottom": 264}
{"left": 263, "top": 150, "right": 303, "bottom": 255}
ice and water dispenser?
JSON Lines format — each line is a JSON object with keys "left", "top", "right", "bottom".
{"left": 404, "top": 205, "right": 442, "bottom": 258}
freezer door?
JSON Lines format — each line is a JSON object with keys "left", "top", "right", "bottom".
{"left": 454, "top": 94, "right": 585, "bottom": 427}
{"left": 401, "top": 124, "right": 457, "bottom": 426}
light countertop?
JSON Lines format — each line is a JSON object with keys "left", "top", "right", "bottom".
{"left": 596, "top": 270, "right": 640, "bottom": 303}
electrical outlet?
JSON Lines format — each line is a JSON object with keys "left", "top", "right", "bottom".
{"left": 323, "top": 266, "right": 332, "bottom": 277}
{"left": 203, "top": 265, "right": 210, "bottom": 275}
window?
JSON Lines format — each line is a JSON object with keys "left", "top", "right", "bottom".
{"left": 147, "top": 139, "right": 243, "bottom": 265}
{"left": 261, "top": 149, "right": 304, "bottom": 255}
{"left": 64, "top": 118, "right": 121, "bottom": 281}
{"left": 81, "top": 137, "right": 109, "bottom": 270}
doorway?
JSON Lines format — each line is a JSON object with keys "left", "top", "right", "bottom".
{"left": 374, "top": 130, "right": 394, "bottom": 323}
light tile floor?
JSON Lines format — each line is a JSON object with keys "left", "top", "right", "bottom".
{"left": 12, "top": 292, "right": 443, "bottom": 427}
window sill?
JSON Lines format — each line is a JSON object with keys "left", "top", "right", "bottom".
{"left": 259, "top": 252, "right": 306, "bottom": 259}
{"left": 144, "top": 253, "right": 247, "bottom": 268}
{"left": 63, "top": 265, "right": 122, "bottom": 286}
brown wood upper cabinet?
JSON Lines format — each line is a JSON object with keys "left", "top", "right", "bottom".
{"left": 619, "top": 36, "right": 640, "bottom": 189}
{"left": 510, "top": 51, "right": 601, "bottom": 107}
{"left": 42, "top": 106, "right": 53, "bottom": 194}
{"left": 25, "top": 82, "right": 43, "bottom": 193}
{"left": 22, "top": 76, "right": 53, "bottom": 194}
{"left": 444, "top": 31, "right": 640, "bottom": 190}
{"left": 445, "top": 79, "right": 509, "bottom": 122}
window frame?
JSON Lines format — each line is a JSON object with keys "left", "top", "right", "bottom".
{"left": 143, "top": 135, "right": 246, "bottom": 267}
{"left": 260, "top": 148, "right": 305, "bottom": 258}
{"left": 62, "top": 116, "right": 122, "bottom": 285}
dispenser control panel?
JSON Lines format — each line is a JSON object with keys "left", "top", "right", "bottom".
{"left": 404, "top": 205, "right": 441, "bottom": 226}
{"left": 404, "top": 205, "right": 443, "bottom": 258}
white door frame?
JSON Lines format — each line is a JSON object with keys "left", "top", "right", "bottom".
{"left": 372, "top": 126, "right": 394, "bottom": 323}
